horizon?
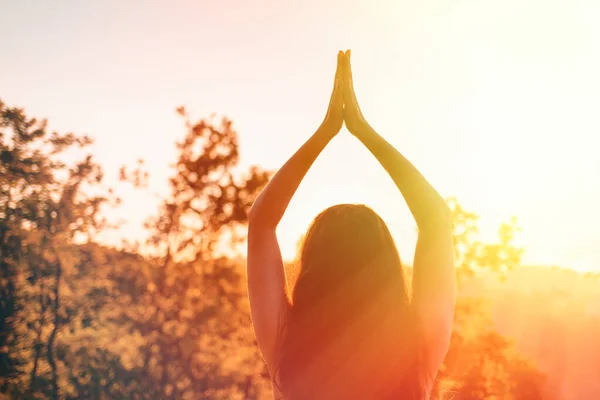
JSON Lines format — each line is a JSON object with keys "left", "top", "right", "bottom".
{"left": 2, "top": 0, "right": 600, "bottom": 272}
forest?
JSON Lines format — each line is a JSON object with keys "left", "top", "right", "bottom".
{"left": 1, "top": 99, "right": 599, "bottom": 399}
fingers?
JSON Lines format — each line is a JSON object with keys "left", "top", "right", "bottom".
{"left": 341, "top": 52, "right": 350, "bottom": 100}
{"left": 329, "top": 51, "right": 344, "bottom": 108}
{"left": 341, "top": 50, "right": 357, "bottom": 107}
{"left": 331, "top": 76, "right": 342, "bottom": 106}
{"left": 334, "top": 51, "right": 343, "bottom": 100}
{"left": 345, "top": 50, "right": 356, "bottom": 97}
{"left": 335, "top": 50, "right": 343, "bottom": 81}
{"left": 345, "top": 50, "right": 352, "bottom": 82}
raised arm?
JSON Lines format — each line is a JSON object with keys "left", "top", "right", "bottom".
{"left": 341, "top": 50, "right": 455, "bottom": 375}
{"left": 247, "top": 51, "right": 344, "bottom": 370}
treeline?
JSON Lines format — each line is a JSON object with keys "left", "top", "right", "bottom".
{"left": 0, "top": 99, "right": 561, "bottom": 399}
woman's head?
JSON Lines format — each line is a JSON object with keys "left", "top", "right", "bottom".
{"left": 275, "top": 204, "right": 425, "bottom": 399}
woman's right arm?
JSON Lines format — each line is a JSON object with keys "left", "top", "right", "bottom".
{"left": 341, "top": 50, "right": 455, "bottom": 376}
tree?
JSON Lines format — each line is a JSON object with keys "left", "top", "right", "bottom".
{"left": 116, "top": 108, "right": 271, "bottom": 399}
{"left": 146, "top": 107, "right": 269, "bottom": 263}
{"left": 2, "top": 97, "right": 558, "bottom": 399}
{"left": 448, "top": 197, "right": 523, "bottom": 282}
{"left": 1, "top": 100, "right": 271, "bottom": 399}
{"left": 433, "top": 199, "right": 556, "bottom": 400}
{"left": 0, "top": 99, "right": 118, "bottom": 398}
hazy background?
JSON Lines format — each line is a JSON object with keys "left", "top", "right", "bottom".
{"left": 3, "top": 0, "right": 600, "bottom": 270}
{"left": 3, "top": 1, "right": 600, "bottom": 399}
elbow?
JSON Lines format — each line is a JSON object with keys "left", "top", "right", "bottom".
{"left": 247, "top": 201, "right": 277, "bottom": 231}
{"left": 247, "top": 204, "right": 263, "bottom": 228}
{"left": 437, "top": 203, "right": 453, "bottom": 233}
{"left": 247, "top": 202, "right": 259, "bottom": 225}
{"left": 439, "top": 202, "right": 452, "bottom": 226}
{"left": 420, "top": 202, "right": 452, "bottom": 234}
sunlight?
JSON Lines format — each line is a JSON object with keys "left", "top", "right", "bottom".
{"left": 2, "top": 1, "right": 600, "bottom": 398}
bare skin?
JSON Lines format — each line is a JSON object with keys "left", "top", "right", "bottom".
{"left": 247, "top": 50, "right": 455, "bottom": 395}
{"left": 341, "top": 50, "right": 455, "bottom": 382}
{"left": 247, "top": 51, "right": 345, "bottom": 370}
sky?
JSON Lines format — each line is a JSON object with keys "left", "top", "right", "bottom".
{"left": 2, "top": 0, "right": 600, "bottom": 271}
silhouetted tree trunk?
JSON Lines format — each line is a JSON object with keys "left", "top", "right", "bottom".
{"left": 0, "top": 221, "right": 20, "bottom": 393}
{"left": 47, "top": 255, "right": 62, "bottom": 400}
{"left": 27, "top": 281, "right": 47, "bottom": 395}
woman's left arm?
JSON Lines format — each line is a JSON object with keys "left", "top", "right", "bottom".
{"left": 247, "top": 51, "right": 344, "bottom": 370}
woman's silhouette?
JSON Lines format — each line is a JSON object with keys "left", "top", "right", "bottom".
{"left": 247, "top": 50, "right": 455, "bottom": 399}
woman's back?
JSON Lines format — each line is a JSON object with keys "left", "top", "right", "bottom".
{"left": 273, "top": 301, "right": 433, "bottom": 399}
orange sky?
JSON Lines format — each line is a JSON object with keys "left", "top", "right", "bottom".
{"left": 2, "top": 0, "right": 599, "bottom": 271}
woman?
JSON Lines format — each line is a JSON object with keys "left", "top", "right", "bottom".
{"left": 247, "top": 50, "right": 455, "bottom": 399}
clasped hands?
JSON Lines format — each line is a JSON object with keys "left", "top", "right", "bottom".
{"left": 321, "top": 50, "right": 370, "bottom": 137}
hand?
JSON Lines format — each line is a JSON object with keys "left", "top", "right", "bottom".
{"left": 341, "top": 50, "right": 369, "bottom": 135}
{"left": 320, "top": 51, "right": 344, "bottom": 135}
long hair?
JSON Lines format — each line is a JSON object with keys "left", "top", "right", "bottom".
{"left": 273, "top": 204, "right": 428, "bottom": 399}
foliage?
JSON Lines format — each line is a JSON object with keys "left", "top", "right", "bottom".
{"left": 432, "top": 200, "right": 553, "bottom": 400}
{"left": 1, "top": 99, "right": 576, "bottom": 399}
{"left": 0, "top": 99, "right": 117, "bottom": 398}
{"left": 145, "top": 107, "right": 270, "bottom": 263}
{"left": 122, "top": 109, "right": 271, "bottom": 399}
{"left": 448, "top": 197, "right": 523, "bottom": 281}
{"left": 0, "top": 101, "right": 271, "bottom": 399}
